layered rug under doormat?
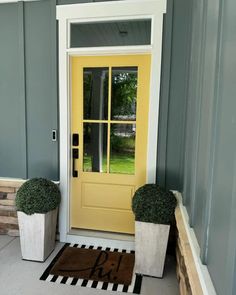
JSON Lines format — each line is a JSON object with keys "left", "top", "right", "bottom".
{"left": 40, "top": 243, "right": 143, "bottom": 294}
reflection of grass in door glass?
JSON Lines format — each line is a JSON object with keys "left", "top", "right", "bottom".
{"left": 83, "top": 154, "right": 134, "bottom": 174}
{"left": 83, "top": 156, "right": 92, "bottom": 172}
{"left": 83, "top": 136, "right": 135, "bottom": 174}
{"left": 83, "top": 156, "right": 107, "bottom": 172}
{"left": 110, "top": 154, "right": 135, "bottom": 174}
{"left": 110, "top": 135, "right": 135, "bottom": 174}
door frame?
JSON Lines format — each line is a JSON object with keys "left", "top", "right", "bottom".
{"left": 57, "top": 0, "right": 166, "bottom": 245}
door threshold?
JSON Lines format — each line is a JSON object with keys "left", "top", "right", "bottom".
{"left": 64, "top": 229, "right": 135, "bottom": 250}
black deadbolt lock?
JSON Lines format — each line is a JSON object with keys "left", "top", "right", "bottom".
{"left": 72, "top": 133, "right": 79, "bottom": 146}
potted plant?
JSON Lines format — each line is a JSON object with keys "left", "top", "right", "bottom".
{"left": 132, "top": 184, "right": 177, "bottom": 278}
{"left": 16, "top": 178, "right": 61, "bottom": 262}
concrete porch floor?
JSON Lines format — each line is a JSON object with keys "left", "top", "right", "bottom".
{"left": 0, "top": 236, "right": 179, "bottom": 295}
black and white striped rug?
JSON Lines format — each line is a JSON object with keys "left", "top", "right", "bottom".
{"left": 40, "top": 243, "right": 142, "bottom": 294}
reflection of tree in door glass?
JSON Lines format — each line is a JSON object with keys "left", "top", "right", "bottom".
{"left": 82, "top": 67, "right": 137, "bottom": 175}
{"left": 111, "top": 67, "right": 137, "bottom": 121}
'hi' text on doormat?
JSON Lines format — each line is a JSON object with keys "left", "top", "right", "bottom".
{"left": 50, "top": 246, "right": 134, "bottom": 284}
{"left": 40, "top": 244, "right": 143, "bottom": 294}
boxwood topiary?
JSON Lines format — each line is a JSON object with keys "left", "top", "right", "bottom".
{"left": 16, "top": 178, "right": 61, "bottom": 215}
{"left": 132, "top": 184, "right": 177, "bottom": 224}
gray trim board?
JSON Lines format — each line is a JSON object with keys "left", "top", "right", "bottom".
{"left": 201, "top": 0, "right": 223, "bottom": 264}
{"left": 164, "top": 0, "right": 193, "bottom": 191}
{"left": 175, "top": 0, "right": 193, "bottom": 195}
{"left": 50, "top": 0, "right": 59, "bottom": 180}
{"left": 156, "top": 0, "right": 173, "bottom": 188}
{"left": 188, "top": 0, "right": 205, "bottom": 227}
{"left": 17, "top": 1, "right": 28, "bottom": 179}
{"left": 194, "top": 0, "right": 221, "bottom": 264}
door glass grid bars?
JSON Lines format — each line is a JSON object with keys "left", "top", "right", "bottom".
{"left": 82, "top": 66, "right": 138, "bottom": 174}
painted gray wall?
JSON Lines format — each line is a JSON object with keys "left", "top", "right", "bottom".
{"left": 24, "top": 0, "right": 58, "bottom": 179}
{"left": 0, "top": 0, "right": 58, "bottom": 180}
{"left": 157, "top": 0, "right": 192, "bottom": 191}
{"left": 1, "top": 0, "right": 236, "bottom": 293}
{"left": 0, "top": 3, "right": 27, "bottom": 178}
{"left": 161, "top": 0, "right": 236, "bottom": 294}
{"left": 205, "top": 0, "right": 236, "bottom": 293}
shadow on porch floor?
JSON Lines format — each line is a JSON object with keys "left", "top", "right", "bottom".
{"left": 0, "top": 236, "right": 179, "bottom": 295}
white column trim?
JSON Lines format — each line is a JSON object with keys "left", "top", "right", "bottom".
{"left": 58, "top": 18, "right": 70, "bottom": 243}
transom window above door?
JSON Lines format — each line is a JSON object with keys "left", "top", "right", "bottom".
{"left": 82, "top": 66, "right": 138, "bottom": 175}
{"left": 70, "top": 19, "right": 152, "bottom": 48}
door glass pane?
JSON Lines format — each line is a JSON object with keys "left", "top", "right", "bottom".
{"left": 111, "top": 67, "right": 137, "bottom": 121}
{"left": 71, "top": 19, "right": 151, "bottom": 48}
{"left": 83, "top": 123, "right": 107, "bottom": 172}
{"left": 83, "top": 68, "right": 109, "bottom": 120}
{"left": 110, "top": 124, "right": 135, "bottom": 174}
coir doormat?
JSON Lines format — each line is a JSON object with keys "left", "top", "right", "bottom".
{"left": 40, "top": 243, "right": 143, "bottom": 294}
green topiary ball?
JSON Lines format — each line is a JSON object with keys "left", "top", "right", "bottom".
{"left": 16, "top": 178, "right": 61, "bottom": 215}
{"left": 132, "top": 184, "right": 177, "bottom": 225}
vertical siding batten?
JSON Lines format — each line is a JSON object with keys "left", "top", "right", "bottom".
{"left": 182, "top": 0, "right": 194, "bottom": 207}
{"left": 17, "top": 1, "right": 28, "bottom": 178}
{"left": 156, "top": 0, "right": 174, "bottom": 188}
{"left": 191, "top": 0, "right": 209, "bottom": 252}
{"left": 197, "top": 0, "right": 221, "bottom": 264}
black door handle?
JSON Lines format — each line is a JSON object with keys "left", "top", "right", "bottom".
{"left": 72, "top": 148, "right": 79, "bottom": 177}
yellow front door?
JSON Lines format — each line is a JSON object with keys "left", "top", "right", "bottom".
{"left": 71, "top": 55, "right": 151, "bottom": 234}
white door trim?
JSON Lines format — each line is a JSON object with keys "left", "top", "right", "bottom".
{"left": 57, "top": 0, "right": 166, "bottom": 244}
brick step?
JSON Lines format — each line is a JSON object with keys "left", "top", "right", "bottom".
{"left": 0, "top": 210, "right": 17, "bottom": 217}
{"left": 0, "top": 180, "right": 23, "bottom": 187}
{"left": 0, "top": 205, "right": 16, "bottom": 211}
{"left": 0, "top": 187, "right": 15, "bottom": 193}
{"left": 0, "top": 216, "right": 18, "bottom": 225}
{"left": 6, "top": 193, "right": 16, "bottom": 200}
{"left": 0, "top": 199, "right": 15, "bottom": 206}
{"left": 0, "top": 223, "right": 18, "bottom": 233}
{"left": 0, "top": 227, "right": 19, "bottom": 237}
{"left": 8, "top": 229, "right": 19, "bottom": 237}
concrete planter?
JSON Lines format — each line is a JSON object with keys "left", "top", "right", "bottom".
{"left": 17, "top": 208, "right": 58, "bottom": 262}
{"left": 135, "top": 221, "right": 170, "bottom": 278}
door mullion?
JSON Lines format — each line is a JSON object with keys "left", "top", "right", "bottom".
{"left": 107, "top": 66, "right": 112, "bottom": 173}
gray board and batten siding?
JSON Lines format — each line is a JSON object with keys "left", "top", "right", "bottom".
{"left": 0, "top": 3, "right": 27, "bottom": 179}
{"left": 1, "top": 0, "right": 236, "bottom": 294}
{"left": 162, "top": 0, "right": 236, "bottom": 294}
{"left": 0, "top": 0, "right": 58, "bottom": 180}
{"left": 24, "top": 0, "right": 58, "bottom": 179}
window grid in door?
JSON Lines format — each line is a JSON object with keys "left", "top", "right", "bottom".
{"left": 82, "top": 66, "right": 138, "bottom": 175}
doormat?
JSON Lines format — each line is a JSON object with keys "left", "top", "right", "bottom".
{"left": 40, "top": 243, "right": 143, "bottom": 294}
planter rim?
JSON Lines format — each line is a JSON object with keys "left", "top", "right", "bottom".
{"left": 17, "top": 208, "right": 58, "bottom": 216}
{"left": 135, "top": 220, "right": 171, "bottom": 226}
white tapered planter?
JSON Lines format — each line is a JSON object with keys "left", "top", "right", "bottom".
{"left": 17, "top": 208, "right": 58, "bottom": 262}
{"left": 135, "top": 221, "right": 170, "bottom": 278}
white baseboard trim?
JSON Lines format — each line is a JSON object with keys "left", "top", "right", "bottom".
{"left": 173, "top": 191, "right": 216, "bottom": 295}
